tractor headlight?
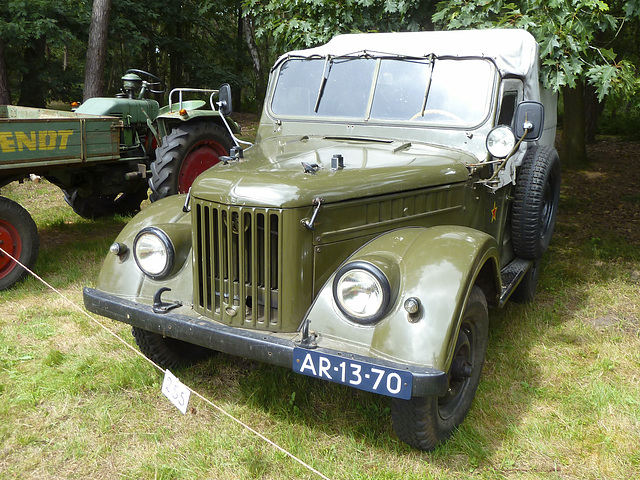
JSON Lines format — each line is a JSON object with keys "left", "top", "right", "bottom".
{"left": 133, "top": 227, "right": 174, "bottom": 279}
{"left": 333, "top": 261, "right": 391, "bottom": 325}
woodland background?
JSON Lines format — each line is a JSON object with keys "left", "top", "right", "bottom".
{"left": 1, "top": 0, "right": 640, "bottom": 166}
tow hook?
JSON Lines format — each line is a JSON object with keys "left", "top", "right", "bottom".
{"left": 153, "top": 287, "right": 182, "bottom": 314}
{"left": 297, "top": 317, "right": 318, "bottom": 349}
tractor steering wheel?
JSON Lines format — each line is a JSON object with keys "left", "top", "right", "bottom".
{"left": 125, "top": 69, "right": 166, "bottom": 95}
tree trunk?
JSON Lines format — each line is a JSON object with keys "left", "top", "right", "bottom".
{"left": 18, "top": 37, "right": 47, "bottom": 108}
{"left": 584, "top": 82, "right": 604, "bottom": 144}
{"left": 0, "top": 39, "right": 10, "bottom": 104}
{"left": 242, "top": 15, "right": 267, "bottom": 105}
{"left": 561, "top": 82, "right": 588, "bottom": 168}
{"left": 83, "top": 0, "right": 112, "bottom": 101}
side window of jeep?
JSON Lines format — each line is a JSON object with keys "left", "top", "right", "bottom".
{"left": 497, "top": 79, "right": 523, "bottom": 127}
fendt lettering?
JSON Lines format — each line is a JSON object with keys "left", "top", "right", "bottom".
{"left": 0, "top": 130, "right": 74, "bottom": 153}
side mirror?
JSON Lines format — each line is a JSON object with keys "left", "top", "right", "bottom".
{"left": 513, "top": 101, "right": 544, "bottom": 141}
{"left": 218, "top": 83, "right": 233, "bottom": 116}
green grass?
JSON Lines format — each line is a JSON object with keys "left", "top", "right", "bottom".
{"left": 1, "top": 174, "right": 639, "bottom": 479}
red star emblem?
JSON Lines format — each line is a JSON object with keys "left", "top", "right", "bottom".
{"left": 491, "top": 202, "right": 497, "bottom": 222}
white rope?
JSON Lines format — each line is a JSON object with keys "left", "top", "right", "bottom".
{"left": 0, "top": 246, "right": 332, "bottom": 480}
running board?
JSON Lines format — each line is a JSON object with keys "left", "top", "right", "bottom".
{"left": 499, "top": 258, "right": 533, "bottom": 307}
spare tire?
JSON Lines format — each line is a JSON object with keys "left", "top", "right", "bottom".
{"left": 512, "top": 145, "right": 561, "bottom": 260}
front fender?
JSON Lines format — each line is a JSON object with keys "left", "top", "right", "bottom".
{"left": 95, "top": 195, "right": 194, "bottom": 304}
{"left": 305, "top": 226, "right": 500, "bottom": 372}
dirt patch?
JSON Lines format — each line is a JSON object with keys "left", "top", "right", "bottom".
{"left": 559, "top": 138, "right": 640, "bottom": 246}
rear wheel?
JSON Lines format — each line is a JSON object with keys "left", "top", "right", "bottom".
{"left": 0, "top": 197, "right": 39, "bottom": 290}
{"left": 132, "top": 327, "right": 215, "bottom": 370}
{"left": 63, "top": 182, "right": 148, "bottom": 219}
{"left": 391, "top": 286, "right": 488, "bottom": 451}
{"left": 149, "top": 122, "right": 232, "bottom": 202}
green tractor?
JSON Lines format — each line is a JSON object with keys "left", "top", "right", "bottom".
{"left": 70, "top": 69, "right": 238, "bottom": 217}
{"left": 0, "top": 69, "right": 237, "bottom": 289}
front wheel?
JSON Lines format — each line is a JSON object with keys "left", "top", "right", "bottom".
{"left": 0, "top": 197, "right": 39, "bottom": 290}
{"left": 391, "top": 286, "right": 488, "bottom": 451}
{"left": 132, "top": 327, "right": 215, "bottom": 370}
{"left": 149, "top": 122, "right": 232, "bottom": 202}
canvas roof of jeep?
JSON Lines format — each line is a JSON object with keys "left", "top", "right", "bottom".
{"left": 274, "top": 29, "right": 541, "bottom": 101}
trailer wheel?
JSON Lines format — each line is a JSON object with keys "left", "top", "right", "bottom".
{"left": 131, "top": 327, "right": 214, "bottom": 369}
{"left": 512, "top": 146, "right": 561, "bottom": 260}
{"left": 150, "top": 122, "right": 232, "bottom": 202}
{"left": 391, "top": 286, "right": 488, "bottom": 451}
{"left": 63, "top": 183, "right": 148, "bottom": 219}
{"left": 0, "top": 197, "right": 39, "bottom": 290}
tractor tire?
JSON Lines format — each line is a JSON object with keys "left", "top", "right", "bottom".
{"left": 512, "top": 146, "right": 561, "bottom": 260}
{"left": 0, "top": 197, "right": 40, "bottom": 290}
{"left": 131, "top": 327, "right": 215, "bottom": 370}
{"left": 149, "top": 122, "right": 232, "bottom": 202}
{"left": 63, "top": 183, "right": 149, "bottom": 220}
{"left": 391, "top": 286, "right": 488, "bottom": 451}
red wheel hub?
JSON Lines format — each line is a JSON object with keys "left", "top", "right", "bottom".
{"left": 178, "top": 140, "right": 227, "bottom": 193}
{"left": 0, "top": 220, "right": 21, "bottom": 277}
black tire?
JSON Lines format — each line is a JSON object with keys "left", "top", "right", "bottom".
{"left": 510, "top": 259, "right": 541, "bottom": 304}
{"left": 0, "top": 197, "right": 40, "bottom": 290}
{"left": 131, "top": 327, "right": 214, "bottom": 370}
{"left": 63, "top": 183, "right": 148, "bottom": 219}
{"left": 391, "top": 286, "right": 488, "bottom": 451}
{"left": 149, "top": 122, "right": 232, "bottom": 202}
{"left": 512, "top": 146, "right": 561, "bottom": 260}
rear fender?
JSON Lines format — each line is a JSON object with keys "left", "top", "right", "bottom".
{"left": 304, "top": 226, "right": 500, "bottom": 371}
{"left": 155, "top": 111, "right": 240, "bottom": 138}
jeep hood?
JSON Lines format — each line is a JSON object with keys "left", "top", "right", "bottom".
{"left": 192, "top": 136, "right": 472, "bottom": 208}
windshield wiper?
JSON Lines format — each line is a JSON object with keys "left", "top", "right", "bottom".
{"left": 314, "top": 56, "right": 333, "bottom": 113}
{"left": 419, "top": 54, "right": 435, "bottom": 117}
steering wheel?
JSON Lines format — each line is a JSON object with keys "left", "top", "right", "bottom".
{"left": 125, "top": 69, "right": 166, "bottom": 94}
{"left": 410, "top": 109, "right": 464, "bottom": 123}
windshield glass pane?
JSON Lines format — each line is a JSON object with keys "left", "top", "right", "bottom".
{"left": 271, "top": 58, "right": 377, "bottom": 118}
{"left": 271, "top": 57, "right": 495, "bottom": 127}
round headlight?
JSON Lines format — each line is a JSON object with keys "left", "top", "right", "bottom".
{"left": 486, "top": 125, "right": 516, "bottom": 159}
{"left": 333, "top": 261, "right": 391, "bottom": 325}
{"left": 133, "top": 227, "right": 174, "bottom": 279}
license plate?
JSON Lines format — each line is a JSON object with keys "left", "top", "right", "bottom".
{"left": 293, "top": 348, "right": 413, "bottom": 399}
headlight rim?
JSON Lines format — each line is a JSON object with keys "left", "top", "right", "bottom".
{"left": 332, "top": 260, "right": 392, "bottom": 325}
{"left": 133, "top": 226, "right": 175, "bottom": 279}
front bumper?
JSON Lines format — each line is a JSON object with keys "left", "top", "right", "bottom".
{"left": 83, "top": 287, "right": 448, "bottom": 398}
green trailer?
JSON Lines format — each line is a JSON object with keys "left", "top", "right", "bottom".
{"left": 0, "top": 105, "right": 121, "bottom": 173}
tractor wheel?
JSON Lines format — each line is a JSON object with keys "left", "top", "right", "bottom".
{"left": 63, "top": 182, "right": 149, "bottom": 219}
{"left": 149, "top": 122, "right": 232, "bottom": 202}
{"left": 0, "top": 197, "right": 39, "bottom": 290}
{"left": 131, "top": 327, "right": 215, "bottom": 370}
{"left": 512, "top": 146, "right": 561, "bottom": 260}
{"left": 391, "top": 286, "right": 488, "bottom": 451}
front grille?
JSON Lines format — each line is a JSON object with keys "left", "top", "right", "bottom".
{"left": 193, "top": 200, "right": 282, "bottom": 329}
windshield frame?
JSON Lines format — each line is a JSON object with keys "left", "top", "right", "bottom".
{"left": 267, "top": 53, "right": 499, "bottom": 130}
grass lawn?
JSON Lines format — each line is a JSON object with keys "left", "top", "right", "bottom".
{"left": 0, "top": 138, "right": 639, "bottom": 479}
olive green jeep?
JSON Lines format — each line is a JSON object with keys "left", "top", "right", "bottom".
{"left": 84, "top": 29, "right": 560, "bottom": 451}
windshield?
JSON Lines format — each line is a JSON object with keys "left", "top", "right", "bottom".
{"left": 270, "top": 56, "right": 496, "bottom": 127}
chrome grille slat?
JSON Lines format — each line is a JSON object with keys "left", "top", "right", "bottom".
{"left": 193, "top": 200, "right": 281, "bottom": 329}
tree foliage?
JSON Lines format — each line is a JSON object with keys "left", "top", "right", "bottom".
{"left": 433, "top": 0, "right": 639, "bottom": 101}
